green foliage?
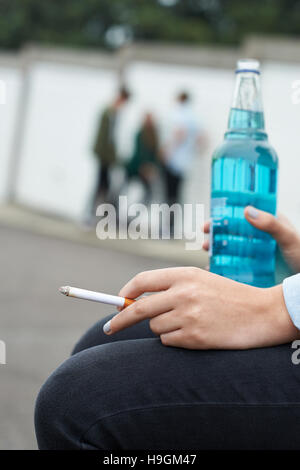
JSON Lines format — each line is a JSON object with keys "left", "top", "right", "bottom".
{"left": 0, "top": 0, "right": 299, "bottom": 51}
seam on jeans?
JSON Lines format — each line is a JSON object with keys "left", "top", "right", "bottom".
{"left": 79, "top": 401, "right": 300, "bottom": 448}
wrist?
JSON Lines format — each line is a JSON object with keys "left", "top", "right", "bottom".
{"left": 282, "top": 233, "right": 300, "bottom": 273}
{"left": 264, "top": 285, "right": 300, "bottom": 345}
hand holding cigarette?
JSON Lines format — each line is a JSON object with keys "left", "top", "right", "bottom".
{"left": 59, "top": 266, "right": 298, "bottom": 351}
{"left": 98, "top": 267, "right": 296, "bottom": 350}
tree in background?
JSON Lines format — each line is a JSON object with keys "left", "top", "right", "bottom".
{"left": 0, "top": 0, "right": 300, "bottom": 50}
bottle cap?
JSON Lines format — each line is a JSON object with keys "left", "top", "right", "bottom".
{"left": 236, "top": 59, "right": 260, "bottom": 74}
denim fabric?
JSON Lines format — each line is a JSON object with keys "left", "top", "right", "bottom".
{"left": 35, "top": 314, "right": 300, "bottom": 450}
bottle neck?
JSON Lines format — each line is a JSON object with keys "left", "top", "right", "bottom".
{"left": 226, "top": 71, "right": 266, "bottom": 139}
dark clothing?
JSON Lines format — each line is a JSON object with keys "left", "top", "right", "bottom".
{"left": 35, "top": 314, "right": 300, "bottom": 450}
{"left": 163, "top": 165, "right": 182, "bottom": 206}
{"left": 93, "top": 107, "right": 117, "bottom": 166}
{"left": 89, "top": 165, "right": 111, "bottom": 216}
{"left": 90, "top": 106, "right": 117, "bottom": 209}
{"left": 126, "top": 129, "right": 159, "bottom": 179}
{"left": 125, "top": 127, "right": 160, "bottom": 205}
{"left": 95, "top": 166, "right": 110, "bottom": 197}
{"left": 163, "top": 166, "right": 182, "bottom": 234}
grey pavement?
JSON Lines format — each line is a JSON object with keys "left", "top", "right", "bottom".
{"left": 0, "top": 223, "right": 191, "bottom": 450}
{"left": 0, "top": 203, "right": 208, "bottom": 267}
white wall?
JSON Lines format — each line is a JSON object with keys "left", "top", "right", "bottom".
{"left": 3, "top": 57, "right": 300, "bottom": 229}
{"left": 15, "top": 62, "right": 118, "bottom": 219}
{"left": 121, "top": 61, "right": 233, "bottom": 220}
{"left": 263, "top": 62, "right": 300, "bottom": 227}
{"left": 121, "top": 61, "right": 300, "bottom": 229}
{"left": 0, "top": 66, "right": 22, "bottom": 201}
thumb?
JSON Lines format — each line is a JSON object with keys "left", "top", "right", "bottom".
{"left": 244, "top": 206, "right": 293, "bottom": 247}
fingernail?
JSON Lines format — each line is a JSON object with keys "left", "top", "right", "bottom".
{"left": 103, "top": 320, "right": 111, "bottom": 334}
{"left": 248, "top": 207, "right": 259, "bottom": 219}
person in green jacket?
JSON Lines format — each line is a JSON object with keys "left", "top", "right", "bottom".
{"left": 126, "top": 112, "right": 161, "bottom": 205}
{"left": 92, "top": 86, "right": 130, "bottom": 209}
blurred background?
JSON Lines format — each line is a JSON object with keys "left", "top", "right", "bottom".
{"left": 0, "top": 0, "right": 300, "bottom": 449}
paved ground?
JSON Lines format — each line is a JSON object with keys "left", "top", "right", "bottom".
{"left": 0, "top": 224, "right": 181, "bottom": 450}
{"left": 0, "top": 203, "right": 208, "bottom": 267}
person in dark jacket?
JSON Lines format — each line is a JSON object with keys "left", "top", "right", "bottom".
{"left": 92, "top": 86, "right": 130, "bottom": 209}
{"left": 126, "top": 113, "right": 160, "bottom": 205}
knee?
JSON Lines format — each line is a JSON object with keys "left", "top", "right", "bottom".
{"left": 71, "top": 314, "right": 115, "bottom": 356}
{"left": 35, "top": 343, "right": 117, "bottom": 449}
{"left": 35, "top": 375, "right": 61, "bottom": 449}
{"left": 35, "top": 355, "right": 83, "bottom": 449}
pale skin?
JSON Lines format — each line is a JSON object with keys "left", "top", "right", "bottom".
{"left": 104, "top": 206, "right": 300, "bottom": 349}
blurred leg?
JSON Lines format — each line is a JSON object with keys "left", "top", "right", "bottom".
{"left": 90, "top": 165, "right": 110, "bottom": 218}
{"left": 163, "top": 166, "right": 182, "bottom": 206}
{"left": 35, "top": 340, "right": 300, "bottom": 450}
{"left": 98, "top": 165, "right": 109, "bottom": 199}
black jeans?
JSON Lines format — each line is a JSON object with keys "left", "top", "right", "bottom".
{"left": 96, "top": 165, "right": 110, "bottom": 196}
{"left": 35, "top": 314, "right": 300, "bottom": 450}
{"left": 163, "top": 166, "right": 182, "bottom": 206}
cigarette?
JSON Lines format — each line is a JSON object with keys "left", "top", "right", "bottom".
{"left": 59, "top": 286, "right": 135, "bottom": 308}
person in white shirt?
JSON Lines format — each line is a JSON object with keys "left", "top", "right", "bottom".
{"left": 162, "top": 91, "right": 199, "bottom": 207}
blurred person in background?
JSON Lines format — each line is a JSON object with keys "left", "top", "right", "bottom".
{"left": 125, "top": 112, "right": 161, "bottom": 206}
{"left": 162, "top": 91, "right": 200, "bottom": 208}
{"left": 89, "top": 86, "right": 131, "bottom": 219}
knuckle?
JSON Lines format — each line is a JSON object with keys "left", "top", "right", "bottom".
{"left": 188, "top": 285, "right": 198, "bottom": 301}
{"left": 184, "top": 327, "right": 202, "bottom": 346}
{"left": 186, "top": 266, "right": 198, "bottom": 278}
{"left": 133, "top": 301, "right": 144, "bottom": 316}
{"left": 134, "top": 271, "right": 146, "bottom": 288}
{"left": 176, "top": 286, "right": 187, "bottom": 299}
{"left": 160, "top": 334, "right": 169, "bottom": 346}
{"left": 181, "top": 284, "right": 198, "bottom": 302}
{"left": 185, "top": 308, "right": 199, "bottom": 323}
{"left": 149, "top": 318, "right": 159, "bottom": 334}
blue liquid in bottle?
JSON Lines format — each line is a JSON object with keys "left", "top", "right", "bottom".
{"left": 210, "top": 60, "right": 278, "bottom": 287}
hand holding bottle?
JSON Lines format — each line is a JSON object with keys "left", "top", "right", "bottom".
{"left": 210, "top": 59, "right": 278, "bottom": 287}
{"left": 203, "top": 206, "right": 300, "bottom": 274}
